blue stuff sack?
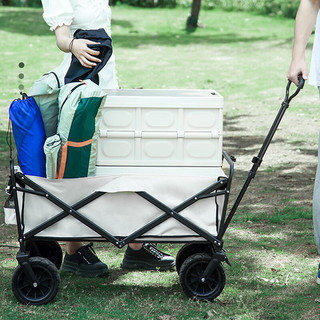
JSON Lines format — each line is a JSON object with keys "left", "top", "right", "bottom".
{"left": 9, "top": 94, "right": 46, "bottom": 177}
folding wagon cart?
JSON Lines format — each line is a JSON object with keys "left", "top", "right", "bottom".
{"left": 6, "top": 78, "right": 304, "bottom": 305}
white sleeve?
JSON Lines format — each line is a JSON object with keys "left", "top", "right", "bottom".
{"left": 309, "top": 11, "right": 320, "bottom": 86}
{"left": 41, "top": 0, "right": 74, "bottom": 31}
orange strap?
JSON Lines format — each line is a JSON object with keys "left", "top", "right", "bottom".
{"left": 57, "top": 139, "right": 92, "bottom": 179}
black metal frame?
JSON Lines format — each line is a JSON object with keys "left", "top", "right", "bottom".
{"left": 11, "top": 154, "right": 233, "bottom": 252}
{"left": 10, "top": 77, "right": 305, "bottom": 289}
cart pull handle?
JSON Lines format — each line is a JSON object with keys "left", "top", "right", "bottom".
{"left": 285, "top": 75, "right": 305, "bottom": 106}
{"left": 219, "top": 76, "right": 305, "bottom": 239}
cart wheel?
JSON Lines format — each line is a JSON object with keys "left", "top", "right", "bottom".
{"left": 179, "top": 253, "right": 225, "bottom": 301}
{"left": 176, "top": 242, "right": 213, "bottom": 274}
{"left": 12, "top": 257, "right": 60, "bottom": 305}
{"left": 25, "top": 240, "right": 63, "bottom": 269}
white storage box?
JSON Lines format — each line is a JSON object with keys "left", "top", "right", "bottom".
{"left": 97, "top": 89, "right": 223, "bottom": 172}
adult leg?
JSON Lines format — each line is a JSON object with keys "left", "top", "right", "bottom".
{"left": 66, "top": 241, "right": 83, "bottom": 254}
{"left": 313, "top": 130, "right": 320, "bottom": 283}
{"left": 61, "top": 241, "right": 109, "bottom": 277}
{"left": 313, "top": 132, "right": 320, "bottom": 252}
{"left": 122, "top": 243, "right": 175, "bottom": 270}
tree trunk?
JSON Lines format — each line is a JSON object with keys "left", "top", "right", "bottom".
{"left": 1, "top": 0, "right": 13, "bottom": 5}
{"left": 186, "top": 0, "right": 201, "bottom": 29}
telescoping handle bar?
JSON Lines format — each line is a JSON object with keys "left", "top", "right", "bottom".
{"left": 252, "top": 76, "right": 305, "bottom": 167}
{"left": 218, "top": 76, "right": 305, "bottom": 239}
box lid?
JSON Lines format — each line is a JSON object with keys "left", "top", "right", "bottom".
{"left": 103, "top": 89, "right": 223, "bottom": 108}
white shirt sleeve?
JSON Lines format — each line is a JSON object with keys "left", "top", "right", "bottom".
{"left": 41, "top": 0, "right": 74, "bottom": 31}
{"left": 309, "top": 11, "right": 320, "bottom": 86}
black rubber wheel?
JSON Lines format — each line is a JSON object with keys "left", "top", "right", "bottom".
{"left": 12, "top": 257, "right": 60, "bottom": 305}
{"left": 179, "top": 253, "right": 225, "bottom": 301}
{"left": 25, "top": 240, "right": 63, "bottom": 269}
{"left": 175, "top": 242, "right": 213, "bottom": 274}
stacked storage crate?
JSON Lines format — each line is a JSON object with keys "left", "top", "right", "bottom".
{"left": 96, "top": 89, "right": 224, "bottom": 176}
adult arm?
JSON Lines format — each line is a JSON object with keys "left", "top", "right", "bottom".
{"left": 287, "top": 0, "right": 320, "bottom": 85}
{"left": 54, "top": 25, "right": 101, "bottom": 69}
{"left": 287, "top": 0, "right": 319, "bottom": 85}
{"left": 41, "top": 0, "right": 101, "bottom": 69}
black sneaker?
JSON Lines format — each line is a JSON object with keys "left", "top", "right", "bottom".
{"left": 60, "top": 243, "right": 109, "bottom": 277}
{"left": 121, "top": 243, "right": 175, "bottom": 271}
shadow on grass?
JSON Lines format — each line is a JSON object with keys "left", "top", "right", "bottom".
{"left": 2, "top": 258, "right": 317, "bottom": 319}
{"left": 0, "top": 8, "right": 273, "bottom": 47}
{"left": 0, "top": 8, "right": 134, "bottom": 36}
{"left": 223, "top": 160, "right": 316, "bottom": 220}
{"left": 223, "top": 112, "right": 317, "bottom": 159}
{"left": 58, "top": 269, "right": 183, "bottom": 304}
{"left": 49, "top": 262, "right": 320, "bottom": 320}
{"left": 223, "top": 112, "right": 287, "bottom": 152}
{"left": 112, "top": 33, "right": 273, "bottom": 48}
{"left": 0, "top": 8, "right": 50, "bottom": 36}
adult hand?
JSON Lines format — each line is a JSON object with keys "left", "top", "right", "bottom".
{"left": 287, "top": 58, "right": 308, "bottom": 86}
{"left": 71, "top": 39, "right": 101, "bottom": 68}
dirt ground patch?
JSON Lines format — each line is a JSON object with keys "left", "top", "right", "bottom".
{"left": 223, "top": 94, "right": 319, "bottom": 215}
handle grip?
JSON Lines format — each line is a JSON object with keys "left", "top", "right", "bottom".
{"left": 285, "top": 75, "right": 305, "bottom": 105}
{"left": 297, "top": 74, "right": 305, "bottom": 90}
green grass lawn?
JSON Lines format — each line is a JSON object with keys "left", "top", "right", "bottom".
{"left": 1, "top": 5, "right": 320, "bottom": 320}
